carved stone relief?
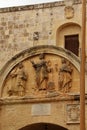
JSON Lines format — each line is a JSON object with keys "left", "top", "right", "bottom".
{"left": 64, "top": 6, "right": 74, "bottom": 19}
{"left": 1, "top": 52, "right": 80, "bottom": 98}
{"left": 30, "top": 53, "right": 51, "bottom": 91}
{"left": 58, "top": 58, "right": 73, "bottom": 93}
{"left": 7, "top": 62, "right": 28, "bottom": 97}
{"left": 66, "top": 104, "right": 80, "bottom": 123}
{"left": 33, "top": 32, "right": 39, "bottom": 40}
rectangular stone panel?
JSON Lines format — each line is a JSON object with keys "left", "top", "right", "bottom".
{"left": 66, "top": 104, "right": 80, "bottom": 124}
{"left": 31, "top": 103, "right": 51, "bottom": 116}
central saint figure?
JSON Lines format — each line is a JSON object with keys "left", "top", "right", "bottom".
{"left": 31, "top": 53, "right": 50, "bottom": 90}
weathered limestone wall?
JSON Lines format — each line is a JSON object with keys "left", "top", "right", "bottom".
{"left": 0, "top": 99, "right": 81, "bottom": 130}
{"left": 0, "top": 1, "right": 87, "bottom": 130}
{"left": 0, "top": 45, "right": 82, "bottom": 130}
{"left": 0, "top": 0, "right": 83, "bottom": 68}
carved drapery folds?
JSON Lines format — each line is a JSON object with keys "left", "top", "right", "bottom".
{"left": 31, "top": 53, "right": 52, "bottom": 91}
{"left": 7, "top": 63, "right": 28, "bottom": 97}
{"left": 0, "top": 46, "right": 80, "bottom": 98}
{"left": 58, "top": 58, "right": 73, "bottom": 93}
{"left": 2, "top": 54, "right": 75, "bottom": 98}
{"left": 31, "top": 54, "right": 73, "bottom": 94}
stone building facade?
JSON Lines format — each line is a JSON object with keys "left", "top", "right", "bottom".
{"left": 0, "top": 0, "right": 87, "bottom": 130}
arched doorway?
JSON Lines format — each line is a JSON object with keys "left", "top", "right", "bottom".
{"left": 56, "top": 22, "right": 81, "bottom": 56}
{"left": 19, "top": 123, "right": 68, "bottom": 130}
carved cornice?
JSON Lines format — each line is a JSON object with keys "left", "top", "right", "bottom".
{"left": 0, "top": 95, "right": 76, "bottom": 105}
{"left": 0, "top": 94, "right": 87, "bottom": 105}
{"left": 0, "top": 0, "right": 82, "bottom": 13}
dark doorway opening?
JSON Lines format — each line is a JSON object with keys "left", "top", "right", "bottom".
{"left": 19, "top": 122, "right": 68, "bottom": 130}
{"left": 65, "top": 34, "right": 79, "bottom": 56}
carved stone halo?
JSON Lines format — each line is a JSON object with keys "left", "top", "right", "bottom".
{"left": 64, "top": 6, "right": 74, "bottom": 19}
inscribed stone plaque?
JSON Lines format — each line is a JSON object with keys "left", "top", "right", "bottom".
{"left": 31, "top": 103, "right": 51, "bottom": 116}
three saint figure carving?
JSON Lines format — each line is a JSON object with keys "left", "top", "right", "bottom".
{"left": 7, "top": 53, "right": 73, "bottom": 97}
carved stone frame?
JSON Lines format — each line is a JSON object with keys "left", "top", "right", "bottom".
{"left": 66, "top": 104, "right": 80, "bottom": 124}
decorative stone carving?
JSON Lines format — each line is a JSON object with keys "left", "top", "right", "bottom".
{"left": 66, "top": 104, "right": 80, "bottom": 123}
{"left": 30, "top": 53, "right": 51, "bottom": 91}
{"left": 64, "top": 6, "right": 74, "bottom": 19}
{"left": 58, "top": 58, "right": 73, "bottom": 93}
{"left": 7, "top": 62, "right": 28, "bottom": 97}
{"left": 1, "top": 46, "right": 80, "bottom": 99}
{"left": 33, "top": 32, "right": 39, "bottom": 40}
{"left": 2, "top": 55, "right": 75, "bottom": 98}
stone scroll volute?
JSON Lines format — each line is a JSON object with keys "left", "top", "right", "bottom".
{"left": 0, "top": 46, "right": 80, "bottom": 98}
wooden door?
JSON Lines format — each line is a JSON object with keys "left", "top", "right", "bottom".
{"left": 65, "top": 34, "right": 79, "bottom": 56}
